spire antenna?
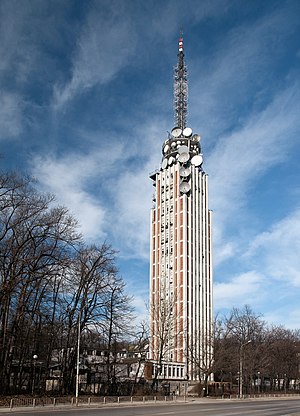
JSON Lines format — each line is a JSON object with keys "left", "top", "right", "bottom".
{"left": 174, "top": 33, "right": 188, "bottom": 129}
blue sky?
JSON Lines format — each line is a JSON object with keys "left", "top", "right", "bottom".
{"left": 1, "top": 0, "right": 300, "bottom": 328}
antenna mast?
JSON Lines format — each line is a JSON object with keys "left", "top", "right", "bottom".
{"left": 174, "top": 34, "right": 188, "bottom": 129}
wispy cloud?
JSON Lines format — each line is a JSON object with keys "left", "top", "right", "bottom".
{"left": 207, "top": 81, "right": 300, "bottom": 263}
{"left": 264, "top": 306, "right": 300, "bottom": 330}
{"left": 53, "top": 3, "right": 137, "bottom": 109}
{"left": 0, "top": 0, "right": 34, "bottom": 80}
{"left": 0, "top": 92, "right": 23, "bottom": 139}
{"left": 31, "top": 144, "right": 124, "bottom": 240}
{"left": 29, "top": 111, "right": 165, "bottom": 259}
{"left": 190, "top": 2, "right": 300, "bottom": 138}
{"left": 214, "top": 271, "right": 264, "bottom": 309}
{"left": 111, "top": 161, "right": 154, "bottom": 260}
{"left": 213, "top": 208, "right": 300, "bottom": 317}
{"left": 106, "top": 121, "right": 164, "bottom": 260}
{"left": 245, "top": 208, "right": 300, "bottom": 287}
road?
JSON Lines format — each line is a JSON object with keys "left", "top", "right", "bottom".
{"left": 1, "top": 398, "right": 300, "bottom": 416}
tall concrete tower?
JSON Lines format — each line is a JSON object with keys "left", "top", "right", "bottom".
{"left": 149, "top": 36, "right": 213, "bottom": 383}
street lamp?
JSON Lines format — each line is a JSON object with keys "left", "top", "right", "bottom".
{"left": 239, "top": 340, "right": 252, "bottom": 398}
{"left": 32, "top": 354, "right": 38, "bottom": 395}
{"left": 75, "top": 310, "right": 82, "bottom": 405}
{"left": 75, "top": 299, "right": 91, "bottom": 405}
{"left": 284, "top": 374, "right": 287, "bottom": 394}
{"left": 257, "top": 371, "right": 261, "bottom": 394}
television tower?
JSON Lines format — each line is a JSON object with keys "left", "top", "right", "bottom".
{"left": 149, "top": 36, "right": 213, "bottom": 383}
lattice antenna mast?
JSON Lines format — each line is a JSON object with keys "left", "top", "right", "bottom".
{"left": 174, "top": 35, "right": 188, "bottom": 129}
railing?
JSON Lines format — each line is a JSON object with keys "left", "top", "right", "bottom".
{"left": 217, "top": 392, "right": 300, "bottom": 400}
{"left": 1, "top": 395, "right": 178, "bottom": 410}
{"left": 2, "top": 393, "right": 300, "bottom": 410}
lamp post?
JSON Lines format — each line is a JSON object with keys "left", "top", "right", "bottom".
{"left": 75, "top": 299, "right": 91, "bottom": 405}
{"left": 75, "top": 309, "right": 82, "bottom": 405}
{"left": 32, "top": 354, "right": 38, "bottom": 395}
{"left": 257, "top": 371, "right": 261, "bottom": 394}
{"left": 284, "top": 373, "right": 287, "bottom": 394}
{"left": 239, "top": 340, "right": 252, "bottom": 398}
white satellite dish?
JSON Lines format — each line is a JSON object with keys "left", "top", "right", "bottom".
{"left": 191, "top": 155, "right": 203, "bottom": 166}
{"left": 171, "top": 141, "right": 176, "bottom": 147}
{"left": 171, "top": 127, "right": 182, "bottom": 138}
{"left": 183, "top": 127, "right": 193, "bottom": 137}
{"left": 177, "top": 145, "right": 189, "bottom": 154}
{"left": 163, "top": 144, "right": 169, "bottom": 154}
{"left": 168, "top": 156, "right": 175, "bottom": 165}
{"left": 179, "top": 166, "right": 191, "bottom": 177}
{"left": 178, "top": 152, "right": 190, "bottom": 163}
{"left": 179, "top": 181, "right": 191, "bottom": 194}
{"left": 161, "top": 158, "right": 168, "bottom": 169}
{"left": 192, "top": 134, "right": 201, "bottom": 142}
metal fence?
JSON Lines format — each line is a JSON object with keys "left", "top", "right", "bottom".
{"left": 2, "top": 393, "right": 300, "bottom": 411}
{"left": 1, "top": 395, "right": 177, "bottom": 410}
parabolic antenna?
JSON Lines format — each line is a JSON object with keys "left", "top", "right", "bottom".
{"left": 171, "top": 127, "right": 182, "bottom": 138}
{"left": 191, "top": 154, "right": 203, "bottom": 167}
{"left": 179, "top": 166, "right": 191, "bottom": 177}
{"left": 161, "top": 158, "right": 168, "bottom": 169}
{"left": 163, "top": 144, "right": 169, "bottom": 154}
{"left": 168, "top": 156, "right": 175, "bottom": 165}
{"left": 177, "top": 145, "right": 189, "bottom": 154}
{"left": 183, "top": 127, "right": 193, "bottom": 137}
{"left": 179, "top": 181, "right": 191, "bottom": 194}
{"left": 171, "top": 141, "right": 176, "bottom": 148}
{"left": 192, "top": 134, "right": 201, "bottom": 142}
{"left": 178, "top": 152, "right": 190, "bottom": 163}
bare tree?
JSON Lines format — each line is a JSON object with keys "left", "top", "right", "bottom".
{"left": 128, "top": 321, "right": 149, "bottom": 395}
{"left": 149, "top": 293, "right": 176, "bottom": 390}
{"left": 213, "top": 305, "right": 266, "bottom": 394}
{"left": 261, "top": 326, "right": 300, "bottom": 391}
{"left": 185, "top": 315, "right": 217, "bottom": 395}
{"left": 56, "top": 243, "right": 127, "bottom": 394}
{"left": 99, "top": 275, "right": 134, "bottom": 394}
{"left": 0, "top": 172, "right": 80, "bottom": 393}
{"left": 0, "top": 171, "right": 138, "bottom": 395}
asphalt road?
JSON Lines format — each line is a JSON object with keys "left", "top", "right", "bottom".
{"left": 1, "top": 398, "right": 300, "bottom": 416}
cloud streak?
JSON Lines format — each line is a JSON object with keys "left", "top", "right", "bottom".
{"left": 31, "top": 141, "right": 126, "bottom": 241}
{"left": 53, "top": 3, "right": 137, "bottom": 108}
{"left": 245, "top": 208, "right": 300, "bottom": 287}
{"left": 190, "top": 2, "right": 300, "bottom": 139}
{"left": 0, "top": 92, "right": 23, "bottom": 140}
{"left": 214, "top": 271, "right": 264, "bottom": 309}
{"left": 207, "top": 81, "right": 300, "bottom": 264}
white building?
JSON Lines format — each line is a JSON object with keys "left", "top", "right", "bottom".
{"left": 149, "top": 37, "right": 213, "bottom": 382}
